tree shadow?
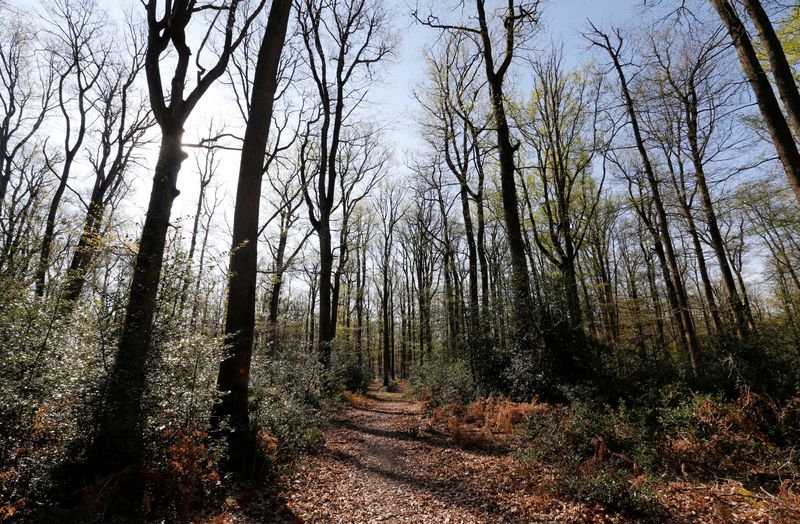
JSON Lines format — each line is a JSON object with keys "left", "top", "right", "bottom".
{"left": 349, "top": 405, "right": 412, "bottom": 416}
{"left": 235, "top": 485, "right": 304, "bottom": 523}
{"left": 364, "top": 392, "right": 408, "bottom": 403}
{"left": 330, "top": 416, "right": 507, "bottom": 456}
{"left": 326, "top": 447, "right": 510, "bottom": 519}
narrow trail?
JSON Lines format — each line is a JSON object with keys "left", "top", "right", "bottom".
{"left": 228, "top": 381, "right": 798, "bottom": 524}
{"left": 275, "top": 382, "right": 581, "bottom": 524}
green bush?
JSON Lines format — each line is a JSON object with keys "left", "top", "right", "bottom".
{"left": 330, "top": 344, "right": 371, "bottom": 393}
{"left": 520, "top": 383, "right": 800, "bottom": 519}
{"left": 411, "top": 355, "right": 476, "bottom": 405}
{"left": 521, "top": 395, "right": 662, "bottom": 519}
{"left": 247, "top": 346, "right": 334, "bottom": 476}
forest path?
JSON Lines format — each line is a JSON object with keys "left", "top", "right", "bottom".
{"left": 275, "top": 381, "right": 578, "bottom": 524}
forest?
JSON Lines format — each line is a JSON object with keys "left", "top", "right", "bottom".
{"left": 2, "top": 0, "right": 800, "bottom": 521}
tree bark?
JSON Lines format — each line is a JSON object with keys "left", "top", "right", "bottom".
{"left": 90, "top": 130, "right": 186, "bottom": 471}
{"left": 711, "top": 0, "right": 800, "bottom": 203}
{"left": 211, "top": 0, "right": 291, "bottom": 472}
{"left": 742, "top": 0, "right": 800, "bottom": 140}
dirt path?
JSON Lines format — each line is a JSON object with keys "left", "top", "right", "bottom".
{"left": 276, "top": 382, "right": 588, "bottom": 523}
{"left": 217, "top": 382, "right": 794, "bottom": 523}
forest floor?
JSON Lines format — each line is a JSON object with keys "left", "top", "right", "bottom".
{"left": 216, "top": 381, "right": 797, "bottom": 523}
{"left": 222, "top": 382, "right": 612, "bottom": 523}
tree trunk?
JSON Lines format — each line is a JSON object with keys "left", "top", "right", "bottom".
{"left": 474, "top": 0, "right": 531, "bottom": 338}
{"left": 318, "top": 220, "right": 334, "bottom": 367}
{"left": 211, "top": 0, "right": 291, "bottom": 471}
{"left": 61, "top": 196, "right": 105, "bottom": 307}
{"left": 711, "top": 0, "right": 800, "bottom": 203}
{"left": 35, "top": 150, "right": 78, "bottom": 296}
{"left": 742, "top": 0, "right": 800, "bottom": 140}
{"left": 89, "top": 129, "right": 186, "bottom": 472}
{"left": 685, "top": 81, "right": 750, "bottom": 338}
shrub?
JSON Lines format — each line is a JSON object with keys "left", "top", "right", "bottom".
{"left": 330, "top": 345, "right": 371, "bottom": 393}
{"left": 411, "top": 356, "right": 475, "bottom": 405}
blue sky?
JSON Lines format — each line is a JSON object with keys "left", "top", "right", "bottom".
{"left": 372, "top": 0, "right": 640, "bottom": 160}
{"left": 81, "top": 0, "right": 644, "bottom": 249}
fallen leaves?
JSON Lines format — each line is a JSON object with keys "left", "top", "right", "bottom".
{"left": 211, "top": 383, "right": 800, "bottom": 523}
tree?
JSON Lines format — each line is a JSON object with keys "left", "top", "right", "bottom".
{"left": 646, "top": 24, "right": 752, "bottom": 337}
{"left": 374, "top": 183, "right": 403, "bottom": 386}
{"left": 297, "top": 0, "right": 392, "bottom": 368}
{"left": 416, "top": 30, "right": 488, "bottom": 369}
{"left": 0, "top": 10, "right": 54, "bottom": 276}
{"left": 417, "top": 0, "right": 541, "bottom": 345}
{"left": 516, "top": 50, "right": 605, "bottom": 330}
{"left": 589, "top": 26, "right": 699, "bottom": 374}
{"left": 211, "top": 0, "right": 293, "bottom": 472}
{"left": 741, "top": 0, "right": 800, "bottom": 140}
{"left": 61, "top": 26, "right": 152, "bottom": 309}
{"left": 710, "top": 0, "right": 800, "bottom": 203}
{"left": 35, "top": 0, "right": 108, "bottom": 297}
{"left": 89, "top": 0, "right": 266, "bottom": 476}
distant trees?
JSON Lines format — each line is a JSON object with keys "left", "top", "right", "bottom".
{"left": 296, "top": 0, "right": 393, "bottom": 368}
{"left": 375, "top": 183, "right": 403, "bottom": 386}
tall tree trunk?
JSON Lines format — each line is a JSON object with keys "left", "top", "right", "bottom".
{"left": 643, "top": 240, "right": 667, "bottom": 350}
{"left": 742, "top": 0, "right": 800, "bottom": 140}
{"left": 211, "top": 0, "right": 291, "bottom": 471}
{"left": 355, "top": 240, "right": 365, "bottom": 365}
{"left": 475, "top": 0, "right": 531, "bottom": 338}
{"left": 267, "top": 226, "right": 289, "bottom": 347}
{"left": 711, "top": 0, "right": 800, "bottom": 202}
{"left": 61, "top": 196, "right": 105, "bottom": 307}
{"left": 318, "top": 220, "right": 334, "bottom": 367}
{"left": 382, "top": 262, "right": 391, "bottom": 387}
{"left": 90, "top": 130, "right": 186, "bottom": 471}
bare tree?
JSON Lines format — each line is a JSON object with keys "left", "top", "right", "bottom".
{"left": 589, "top": 26, "right": 699, "bottom": 374}
{"left": 35, "top": 0, "right": 108, "bottom": 297}
{"left": 0, "top": 13, "right": 53, "bottom": 217}
{"left": 296, "top": 0, "right": 393, "bottom": 368}
{"left": 89, "top": 0, "right": 267, "bottom": 476}
{"left": 0, "top": 10, "right": 54, "bottom": 276}
{"left": 61, "top": 26, "right": 152, "bottom": 309}
{"left": 211, "top": 0, "right": 293, "bottom": 473}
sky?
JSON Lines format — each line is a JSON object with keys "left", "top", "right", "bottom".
{"left": 21, "top": 0, "right": 645, "bottom": 259}
{"left": 370, "top": 0, "right": 637, "bottom": 162}
{"left": 171, "top": 0, "right": 640, "bottom": 236}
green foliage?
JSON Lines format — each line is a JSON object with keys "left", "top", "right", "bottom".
{"left": 520, "top": 384, "right": 800, "bottom": 519}
{"left": 330, "top": 343, "right": 372, "bottom": 393}
{"left": 0, "top": 279, "right": 110, "bottom": 503}
{"left": 248, "top": 347, "right": 335, "bottom": 476}
{"left": 411, "top": 355, "right": 476, "bottom": 405}
{"left": 564, "top": 466, "right": 661, "bottom": 519}
{"left": 521, "top": 392, "right": 662, "bottom": 518}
